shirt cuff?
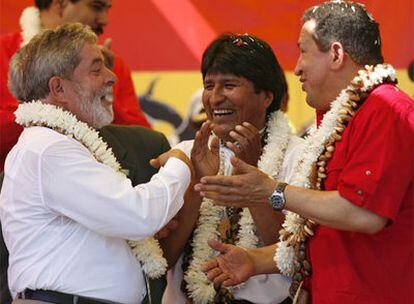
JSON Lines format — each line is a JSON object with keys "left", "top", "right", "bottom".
{"left": 163, "top": 157, "right": 191, "bottom": 187}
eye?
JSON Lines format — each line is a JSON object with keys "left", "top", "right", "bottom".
{"left": 90, "top": 2, "right": 106, "bottom": 12}
{"left": 204, "top": 83, "right": 214, "bottom": 90}
{"left": 224, "top": 83, "right": 236, "bottom": 89}
{"left": 91, "top": 67, "right": 102, "bottom": 74}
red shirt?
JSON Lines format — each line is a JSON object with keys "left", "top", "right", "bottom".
{"left": 309, "top": 84, "right": 414, "bottom": 303}
{"left": 0, "top": 31, "right": 150, "bottom": 172}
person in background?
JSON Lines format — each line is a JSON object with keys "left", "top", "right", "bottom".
{"left": 0, "top": 0, "right": 150, "bottom": 172}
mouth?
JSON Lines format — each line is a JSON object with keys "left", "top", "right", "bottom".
{"left": 92, "top": 27, "right": 104, "bottom": 35}
{"left": 213, "top": 109, "right": 234, "bottom": 117}
{"left": 100, "top": 94, "right": 113, "bottom": 104}
{"left": 299, "top": 79, "right": 306, "bottom": 91}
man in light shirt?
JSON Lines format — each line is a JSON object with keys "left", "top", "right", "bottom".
{"left": 161, "top": 33, "right": 303, "bottom": 304}
{"left": 0, "top": 23, "right": 193, "bottom": 304}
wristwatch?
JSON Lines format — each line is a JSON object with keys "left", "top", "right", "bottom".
{"left": 268, "top": 182, "right": 288, "bottom": 211}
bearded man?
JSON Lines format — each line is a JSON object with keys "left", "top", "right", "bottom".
{"left": 0, "top": 23, "right": 192, "bottom": 304}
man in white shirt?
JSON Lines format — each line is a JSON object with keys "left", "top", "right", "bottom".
{"left": 0, "top": 23, "right": 193, "bottom": 304}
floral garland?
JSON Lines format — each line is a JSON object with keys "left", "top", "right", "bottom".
{"left": 184, "top": 111, "right": 292, "bottom": 303}
{"left": 273, "top": 64, "right": 397, "bottom": 296}
{"left": 14, "top": 101, "right": 167, "bottom": 279}
{"left": 20, "top": 6, "right": 41, "bottom": 46}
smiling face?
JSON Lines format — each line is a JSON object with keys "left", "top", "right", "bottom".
{"left": 63, "top": 42, "right": 116, "bottom": 128}
{"left": 202, "top": 72, "right": 272, "bottom": 142}
{"left": 294, "top": 20, "right": 334, "bottom": 111}
{"left": 62, "top": 0, "right": 112, "bottom": 35}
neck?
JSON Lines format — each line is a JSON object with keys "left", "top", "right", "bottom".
{"left": 338, "top": 62, "right": 362, "bottom": 91}
{"left": 319, "top": 62, "right": 362, "bottom": 111}
{"left": 39, "top": 9, "right": 62, "bottom": 29}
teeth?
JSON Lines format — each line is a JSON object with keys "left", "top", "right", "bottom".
{"left": 213, "top": 109, "right": 233, "bottom": 115}
{"left": 101, "top": 94, "right": 114, "bottom": 102}
{"left": 105, "top": 94, "right": 114, "bottom": 102}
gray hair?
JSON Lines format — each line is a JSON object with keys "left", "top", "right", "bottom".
{"left": 8, "top": 23, "right": 97, "bottom": 102}
{"left": 303, "top": 1, "right": 384, "bottom": 66}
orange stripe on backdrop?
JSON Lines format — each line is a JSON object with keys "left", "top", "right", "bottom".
{"left": 100, "top": 0, "right": 413, "bottom": 71}
{"left": 150, "top": 0, "right": 216, "bottom": 63}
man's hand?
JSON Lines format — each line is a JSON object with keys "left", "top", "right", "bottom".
{"left": 191, "top": 121, "right": 219, "bottom": 181}
{"left": 226, "top": 122, "right": 261, "bottom": 167}
{"left": 150, "top": 149, "right": 193, "bottom": 172}
{"left": 154, "top": 218, "right": 179, "bottom": 239}
{"left": 194, "top": 156, "right": 277, "bottom": 208}
{"left": 202, "top": 239, "right": 255, "bottom": 287}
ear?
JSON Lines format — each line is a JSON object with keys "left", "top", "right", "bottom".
{"left": 48, "top": 76, "right": 68, "bottom": 106}
{"left": 262, "top": 90, "right": 274, "bottom": 109}
{"left": 330, "top": 41, "right": 346, "bottom": 70}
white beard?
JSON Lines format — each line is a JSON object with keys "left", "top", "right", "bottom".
{"left": 75, "top": 83, "right": 114, "bottom": 129}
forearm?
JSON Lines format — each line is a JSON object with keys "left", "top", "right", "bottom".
{"left": 249, "top": 205, "right": 284, "bottom": 245}
{"left": 197, "top": 159, "right": 387, "bottom": 235}
{"left": 284, "top": 186, "right": 387, "bottom": 234}
{"left": 249, "top": 244, "right": 279, "bottom": 275}
{"left": 160, "top": 187, "right": 202, "bottom": 268}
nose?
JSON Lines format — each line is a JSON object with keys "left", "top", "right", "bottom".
{"left": 294, "top": 58, "right": 302, "bottom": 77}
{"left": 209, "top": 86, "right": 226, "bottom": 106}
{"left": 97, "top": 11, "right": 109, "bottom": 28}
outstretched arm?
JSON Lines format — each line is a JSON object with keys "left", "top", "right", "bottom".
{"left": 202, "top": 240, "right": 278, "bottom": 286}
{"left": 195, "top": 157, "right": 388, "bottom": 234}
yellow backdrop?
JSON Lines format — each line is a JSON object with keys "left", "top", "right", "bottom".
{"left": 132, "top": 70, "right": 413, "bottom": 137}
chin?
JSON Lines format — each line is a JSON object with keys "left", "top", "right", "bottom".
{"left": 305, "top": 96, "right": 317, "bottom": 109}
{"left": 212, "top": 125, "right": 233, "bottom": 141}
{"left": 91, "top": 113, "right": 114, "bottom": 129}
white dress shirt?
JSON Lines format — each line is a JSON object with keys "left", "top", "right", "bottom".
{"left": 163, "top": 135, "right": 304, "bottom": 304}
{"left": 0, "top": 126, "right": 191, "bottom": 304}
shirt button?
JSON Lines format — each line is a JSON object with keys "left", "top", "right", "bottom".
{"left": 357, "top": 189, "right": 363, "bottom": 195}
{"left": 365, "top": 170, "right": 372, "bottom": 176}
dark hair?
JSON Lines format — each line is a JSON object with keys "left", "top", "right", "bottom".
{"left": 201, "top": 33, "right": 286, "bottom": 117}
{"left": 303, "top": 1, "right": 383, "bottom": 66}
{"left": 35, "top": 0, "right": 80, "bottom": 10}
{"left": 409, "top": 61, "right": 414, "bottom": 82}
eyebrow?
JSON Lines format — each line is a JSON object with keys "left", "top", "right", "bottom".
{"left": 204, "top": 77, "right": 241, "bottom": 83}
{"left": 92, "top": 0, "right": 112, "bottom": 9}
{"left": 90, "top": 57, "right": 104, "bottom": 68}
{"left": 203, "top": 77, "right": 244, "bottom": 88}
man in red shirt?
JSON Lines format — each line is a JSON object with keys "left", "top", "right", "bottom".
{"left": 0, "top": 0, "right": 150, "bottom": 171}
{"left": 197, "top": 2, "right": 413, "bottom": 303}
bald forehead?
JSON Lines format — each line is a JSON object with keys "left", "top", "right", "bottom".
{"left": 298, "top": 20, "right": 316, "bottom": 46}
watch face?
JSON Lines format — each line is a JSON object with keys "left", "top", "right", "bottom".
{"left": 270, "top": 192, "right": 285, "bottom": 211}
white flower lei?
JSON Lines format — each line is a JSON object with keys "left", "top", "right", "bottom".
{"left": 20, "top": 7, "right": 41, "bottom": 46}
{"left": 14, "top": 101, "right": 167, "bottom": 278}
{"left": 184, "top": 111, "right": 292, "bottom": 303}
{"left": 274, "top": 64, "right": 397, "bottom": 276}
